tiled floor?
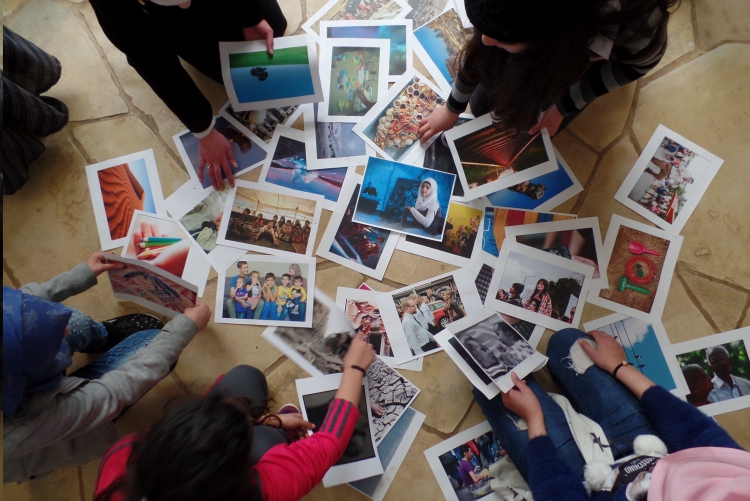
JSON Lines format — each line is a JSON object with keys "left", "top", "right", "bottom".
{"left": 3, "top": 0, "right": 750, "bottom": 499}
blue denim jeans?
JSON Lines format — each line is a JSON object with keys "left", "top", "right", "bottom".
{"left": 69, "top": 328, "right": 163, "bottom": 380}
{"left": 474, "top": 328, "right": 657, "bottom": 481}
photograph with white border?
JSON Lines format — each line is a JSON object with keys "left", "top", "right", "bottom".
{"left": 302, "top": 0, "right": 412, "bottom": 43}
{"left": 316, "top": 174, "right": 399, "bottom": 280}
{"left": 672, "top": 327, "right": 750, "bottom": 417}
{"left": 435, "top": 328, "right": 501, "bottom": 400}
{"left": 446, "top": 309, "right": 548, "bottom": 393}
{"left": 86, "top": 149, "right": 166, "bottom": 251}
{"left": 303, "top": 103, "right": 372, "bottom": 170}
{"left": 453, "top": 0, "right": 473, "bottom": 28}
{"left": 215, "top": 254, "right": 315, "bottom": 327}
{"left": 505, "top": 216, "right": 608, "bottom": 290}
{"left": 220, "top": 35, "right": 323, "bottom": 112}
{"left": 296, "top": 373, "right": 383, "bottom": 486}
{"left": 485, "top": 145, "right": 584, "bottom": 212}
{"left": 121, "top": 210, "right": 211, "bottom": 297}
{"left": 353, "top": 70, "right": 448, "bottom": 162}
{"left": 405, "top": 0, "right": 451, "bottom": 30}
{"left": 318, "top": 38, "right": 391, "bottom": 123}
{"left": 444, "top": 114, "right": 557, "bottom": 200}
{"left": 588, "top": 214, "right": 683, "bottom": 323}
{"left": 614, "top": 124, "right": 723, "bottom": 235}
{"left": 321, "top": 19, "right": 413, "bottom": 82}
{"left": 583, "top": 313, "right": 690, "bottom": 397}
{"left": 336, "top": 287, "right": 401, "bottom": 361}
{"left": 219, "top": 100, "right": 304, "bottom": 147}
{"left": 258, "top": 127, "right": 352, "bottom": 211}
{"left": 376, "top": 270, "right": 483, "bottom": 363}
{"left": 216, "top": 180, "right": 324, "bottom": 258}
{"left": 486, "top": 240, "right": 595, "bottom": 331}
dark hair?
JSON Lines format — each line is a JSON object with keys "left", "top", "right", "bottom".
{"left": 534, "top": 279, "right": 550, "bottom": 296}
{"left": 96, "top": 395, "right": 263, "bottom": 501}
{"left": 459, "top": 0, "right": 679, "bottom": 130}
{"left": 293, "top": 275, "right": 303, "bottom": 283}
{"left": 511, "top": 283, "right": 524, "bottom": 294}
{"left": 265, "top": 272, "right": 275, "bottom": 281}
{"left": 460, "top": 445, "right": 471, "bottom": 456}
{"left": 237, "top": 261, "right": 247, "bottom": 269}
{"left": 282, "top": 273, "right": 291, "bottom": 281}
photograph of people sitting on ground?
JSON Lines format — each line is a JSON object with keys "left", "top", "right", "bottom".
{"left": 224, "top": 188, "right": 317, "bottom": 254}
{"left": 627, "top": 136, "right": 710, "bottom": 223}
{"left": 345, "top": 298, "right": 392, "bottom": 357}
{"left": 179, "top": 188, "right": 228, "bottom": 253}
{"left": 495, "top": 250, "right": 584, "bottom": 323}
{"left": 453, "top": 313, "right": 534, "bottom": 382}
{"left": 330, "top": 183, "right": 390, "bottom": 270}
{"left": 439, "top": 432, "right": 506, "bottom": 500}
{"left": 678, "top": 341, "right": 750, "bottom": 408}
{"left": 393, "top": 278, "right": 466, "bottom": 355}
{"left": 220, "top": 259, "right": 310, "bottom": 323}
{"left": 514, "top": 227, "right": 601, "bottom": 278}
{"left": 353, "top": 157, "right": 455, "bottom": 241}
{"left": 404, "top": 201, "right": 481, "bottom": 259}
{"left": 223, "top": 104, "right": 299, "bottom": 143}
{"left": 326, "top": 45, "right": 382, "bottom": 117}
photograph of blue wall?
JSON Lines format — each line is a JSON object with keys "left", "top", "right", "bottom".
{"left": 229, "top": 46, "right": 315, "bottom": 103}
{"left": 352, "top": 157, "right": 455, "bottom": 241}
{"left": 326, "top": 24, "right": 408, "bottom": 77}
{"left": 486, "top": 159, "right": 575, "bottom": 209}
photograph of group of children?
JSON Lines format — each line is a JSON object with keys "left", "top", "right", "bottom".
{"left": 217, "top": 256, "right": 314, "bottom": 326}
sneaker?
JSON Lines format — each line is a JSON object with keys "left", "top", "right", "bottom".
{"left": 277, "top": 403, "right": 301, "bottom": 415}
{"left": 291, "top": 307, "right": 299, "bottom": 315}
{"left": 100, "top": 313, "right": 164, "bottom": 351}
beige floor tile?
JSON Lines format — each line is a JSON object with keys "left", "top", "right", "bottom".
{"left": 302, "top": 483, "right": 370, "bottom": 501}
{"left": 3, "top": 0, "right": 25, "bottom": 17}
{"left": 567, "top": 82, "right": 636, "bottom": 152}
{"left": 266, "top": 359, "right": 311, "bottom": 410}
{"left": 316, "top": 265, "right": 366, "bottom": 300}
{"left": 3, "top": 467, "right": 81, "bottom": 501}
{"left": 181, "top": 60, "right": 230, "bottom": 116}
{"left": 7, "top": 0, "right": 128, "bottom": 121}
{"left": 115, "top": 374, "right": 191, "bottom": 436}
{"left": 694, "top": 0, "right": 750, "bottom": 47}
{"left": 715, "top": 409, "right": 750, "bottom": 450}
{"left": 306, "top": 0, "right": 332, "bottom": 21}
{"left": 381, "top": 428, "right": 444, "bottom": 501}
{"left": 653, "top": 1, "right": 695, "bottom": 72}
{"left": 71, "top": 116, "right": 189, "bottom": 199}
{"left": 278, "top": 0, "right": 304, "bottom": 35}
{"left": 407, "top": 351, "right": 476, "bottom": 433}
{"left": 360, "top": 280, "right": 396, "bottom": 293}
{"left": 4, "top": 269, "right": 17, "bottom": 287}
{"left": 550, "top": 130, "right": 599, "bottom": 212}
{"left": 662, "top": 275, "right": 715, "bottom": 343}
{"left": 680, "top": 272, "right": 748, "bottom": 332}
{"left": 633, "top": 44, "right": 750, "bottom": 289}
{"left": 384, "top": 250, "right": 459, "bottom": 287}
{"left": 79, "top": 459, "right": 101, "bottom": 501}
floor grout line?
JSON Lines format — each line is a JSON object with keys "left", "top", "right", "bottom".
{"left": 77, "top": 465, "right": 87, "bottom": 501}
{"left": 677, "top": 261, "right": 750, "bottom": 293}
{"left": 3, "top": 257, "right": 24, "bottom": 288}
{"left": 675, "top": 268, "right": 722, "bottom": 334}
{"left": 736, "top": 296, "right": 750, "bottom": 330}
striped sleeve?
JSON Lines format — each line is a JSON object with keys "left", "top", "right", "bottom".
{"left": 447, "top": 75, "right": 478, "bottom": 114}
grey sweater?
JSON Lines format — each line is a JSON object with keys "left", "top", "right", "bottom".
{"left": 3, "top": 263, "right": 200, "bottom": 483}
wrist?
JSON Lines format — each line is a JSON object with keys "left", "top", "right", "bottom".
{"left": 344, "top": 365, "right": 367, "bottom": 378}
{"left": 193, "top": 117, "right": 216, "bottom": 140}
{"left": 526, "top": 415, "right": 546, "bottom": 438}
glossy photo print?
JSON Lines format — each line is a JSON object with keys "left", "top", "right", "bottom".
{"left": 405, "top": 0, "right": 450, "bottom": 29}
{"left": 220, "top": 101, "right": 302, "bottom": 145}
{"left": 303, "top": 103, "right": 370, "bottom": 169}
{"left": 352, "top": 157, "right": 455, "bottom": 241}
{"left": 480, "top": 207, "right": 577, "bottom": 258}
{"left": 303, "top": 0, "right": 412, "bottom": 41}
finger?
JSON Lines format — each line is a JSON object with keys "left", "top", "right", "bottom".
{"left": 98, "top": 262, "right": 125, "bottom": 271}
{"left": 220, "top": 159, "right": 234, "bottom": 189}
{"left": 510, "top": 372, "right": 527, "bottom": 389}
{"left": 198, "top": 156, "right": 206, "bottom": 182}
{"left": 578, "top": 337, "right": 596, "bottom": 357}
{"left": 208, "top": 164, "right": 219, "bottom": 190}
{"left": 140, "top": 221, "right": 152, "bottom": 240}
{"left": 226, "top": 143, "right": 238, "bottom": 169}
{"left": 266, "top": 30, "right": 274, "bottom": 56}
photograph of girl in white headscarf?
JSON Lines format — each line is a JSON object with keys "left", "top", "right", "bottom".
{"left": 351, "top": 157, "right": 456, "bottom": 242}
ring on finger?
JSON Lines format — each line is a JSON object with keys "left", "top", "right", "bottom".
{"left": 205, "top": 164, "right": 211, "bottom": 169}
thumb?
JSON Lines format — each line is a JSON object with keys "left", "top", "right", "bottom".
{"left": 528, "top": 122, "right": 540, "bottom": 135}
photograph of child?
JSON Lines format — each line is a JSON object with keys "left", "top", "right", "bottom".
{"left": 178, "top": 188, "right": 228, "bottom": 253}
{"left": 218, "top": 256, "right": 312, "bottom": 326}
{"left": 221, "top": 103, "right": 300, "bottom": 144}
{"left": 323, "top": 21, "right": 410, "bottom": 79}
{"left": 345, "top": 297, "right": 392, "bottom": 358}
{"left": 402, "top": 201, "right": 482, "bottom": 262}
{"left": 678, "top": 340, "right": 750, "bottom": 408}
{"left": 352, "top": 157, "right": 455, "bottom": 241}
{"left": 97, "top": 159, "right": 156, "bottom": 240}
{"left": 481, "top": 207, "right": 576, "bottom": 257}
{"left": 419, "top": 116, "right": 473, "bottom": 198}
{"left": 175, "top": 116, "right": 267, "bottom": 189}
{"left": 322, "top": 41, "right": 386, "bottom": 120}
{"left": 412, "top": 8, "right": 473, "bottom": 92}
{"left": 309, "top": 103, "right": 368, "bottom": 163}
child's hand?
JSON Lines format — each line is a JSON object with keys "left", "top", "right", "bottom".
{"left": 277, "top": 305, "right": 282, "bottom": 313}
{"left": 87, "top": 251, "right": 124, "bottom": 276}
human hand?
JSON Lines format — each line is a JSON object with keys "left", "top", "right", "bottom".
{"left": 571, "top": 255, "right": 600, "bottom": 279}
{"left": 147, "top": 240, "right": 190, "bottom": 277}
{"left": 243, "top": 19, "right": 275, "bottom": 56}
{"left": 502, "top": 373, "right": 544, "bottom": 428}
{"left": 86, "top": 251, "right": 124, "bottom": 276}
{"left": 343, "top": 332, "right": 376, "bottom": 372}
{"left": 277, "top": 412, "right": 316, "bottom": 441}
{"left": 578, "top": 330, "right": 626, "bottom": 375}
{"left": 184, "top": 302, "right": 211, "bottom": 331}
{"left": 418, "top": 104, "right": 459, "bottom": 143}
{"left": 133, "top": 222, "right": 167, "bottom": 257}
{"left": 529, "top": 103, "right": 564, "bottom": 136}
{"left": 198, "top": 129, "right": 237, "bottom": 190}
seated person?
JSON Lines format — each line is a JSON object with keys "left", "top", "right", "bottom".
{"left": 255, "top": 221, "right": 280, "bottom": 246}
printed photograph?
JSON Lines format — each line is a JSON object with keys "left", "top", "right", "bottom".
{"left": 626, "top": 136, "right": 711, "bottom": 224}
{"left": 481, "top": 207, "right": 576, "bottom": 257}
{"left": 123, "top": 213, "right": 193, "bottom": 279}
{"left": 263, "top": 133, "right": 348, "bottom": 202}
{"left": 486, "top": 158, "right": 577, "bottom": 210}
{"left": 219, "top": 258, "right": 312, "bottom": 324}
{"left": 222, "top": 103, "right": 299, "bottom": 143}
{"left": 324, "top": 22, "right": 409, "bottom": 77}
{"left": 345, "top": 296, "right": 392, "bottom": 357}
{"left": 97, "top": 159, "right": 156, "bottom": 240}
{"left": 413, "top": 9, "right": 472, "bottom": 89}
{"left": 403, "top": 201, "right": 481, "bottom": 260}
{"left": 325, "top": 44, "right": 384, "bottom": 118}
{"left": 495, "top": 249, "right": 586, "bottom": 323}
{"left": 406, "top": 0, "right": 450, "bottom": 29}
{"left": 308, "top": 0, "right": 407, "bottom": 37}
{"left": 392, "top": 276, "right": 467, "bottom": 354}
{"left": 453, "top": 314, "right": 534, "bottom": 381}
{"left": 311, "top": 103, "right": 368, "bottom": 160}
{"left": 228, "top": 45, "right": 315, "bottom": 104}
{"left": 597, "top": 225, "right": 671, "bottom": 314}
{"left": 422, "top": 116, "right": 473, "bottom": 198}
{"left": 678, "top": 340, "right": 750, "bottom": 408}
{"left": 223, "top": 187, "right": 318, "bottom": 255}
{"left": 366, "top": 358, "right": 420, "bottom": 443}
{"left": 108, "top": 259, "right": 197, "bottom": 316}
{"left": 176, "top": 116, "right": 266, "bottom": 189}
{"left": 179, "top": 188, "right": 229, "bottom": 253}
{"left": 329, "top": 183, "right": 392, "bottom": 271}
{"left": 352, "top": 157, "right": 455, "bottom": 241}
{"left": 357, "top": 74, "right": 445, "bottom": 161}
{"left": 437, "top": 431, "right": 506, "bottom": 500}
{"left": 513, "top": 227, "right": 601, "bottom": 279}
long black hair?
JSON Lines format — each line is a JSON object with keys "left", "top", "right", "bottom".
{"left": 96, "top": 395, "right": 266, "bottom": 501}
{"left": 459, "top": 0, "right": 680, "bottom": 130}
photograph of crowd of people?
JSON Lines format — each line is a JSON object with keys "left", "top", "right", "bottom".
{"left": 678, "top": 340, "right": 750, "bottom": 408}
{"left": 219, "top": 258, "right": 312, "bottom": 325}
{"left": 345, "top": 297, "right": 392, "bottom": 357}
{"left": 626, "top": 136, "right": 710, "bottom": 223}
{"left": 392, "top": 277, "right": 467, "bottom": 356}
{"left": 481, "top": 207, "right": 576, "bottom": 257}
{"left": 438, "top": 431, "right": 507, "bottom": 500}
{"left": 179, "top": 188, "right": 228, "bottom": 253}
{"left": 222, "top": 187, "right": 318, "bottom": 255}
{"left": 353, "top": 157, "right": 455, "bottom": 241}
{"left": 403, "top": 201, "right": 481, "bottom": 260}
{"left": 453, "top": 314, "right": 535, "bottom": 382}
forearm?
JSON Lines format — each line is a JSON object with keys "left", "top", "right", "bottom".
{"left": 447, "top": 75, "right": 477, "bottom": 114}
{"left": 410, "top": 207, "right": 435, "bottom": 227}
{"left": 335, "top": 368, "right": 365, "bottom": 406}
{"left": 614, "top": 364, "right": 656, "bottom": 400}
{"left": 19, "top": 263, "right": 97, "bottom": 303}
